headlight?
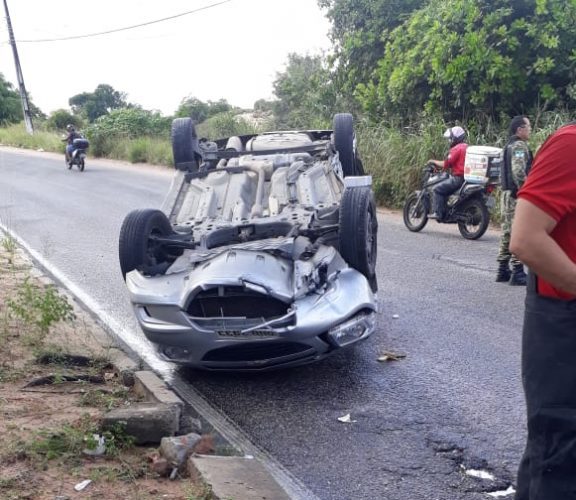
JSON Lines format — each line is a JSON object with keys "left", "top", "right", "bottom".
{"left": 327, "top": 311, "right": 376, "bottom": 347}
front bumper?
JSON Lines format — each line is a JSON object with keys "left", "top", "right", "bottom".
{"left": 126, "top": 266, "right": 377, "bottom": 371}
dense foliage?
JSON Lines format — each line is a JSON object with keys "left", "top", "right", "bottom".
{"left": 175, "top": 96, "right": 232, "bottom": 123}
{"left": 69, "top": 84, "right": 129, "bottom": 122}
{"left": 311, "top": 0, "right": 576, "bottom": 124}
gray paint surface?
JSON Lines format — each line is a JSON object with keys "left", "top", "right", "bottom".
{"left": 0, "top": 149, "right": 525, "bottom": 499}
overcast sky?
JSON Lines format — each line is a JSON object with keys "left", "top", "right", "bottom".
{"left": 0, "top": 0, "right": 332, "bottom": 116}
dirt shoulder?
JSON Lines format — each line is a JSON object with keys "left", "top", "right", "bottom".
{"left": 0, "top": 235, "right": 210, "bottom": 500}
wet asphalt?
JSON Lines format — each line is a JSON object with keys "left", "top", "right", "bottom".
{"left": 0, "top": 149, "right": 526, "bottom": 499}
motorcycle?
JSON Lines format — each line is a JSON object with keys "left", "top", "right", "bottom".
{"left": 403, "top": 161, "right": 499, "bottom": 240}
{"left": 66, "top": 137, "right": 90, "bottom": 172}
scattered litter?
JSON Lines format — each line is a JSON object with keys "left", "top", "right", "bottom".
{"left": 392, "top": 314, "right": 400, "bottom": 319}
{"left": 74, "top": 479, "right": 92, "bottom": 492}
{"left": 463, "top": 467, "right": 495, "bottom": 481}
{"left": 159, "top": 433, "right": 202, "bottom": 473}
{"left": 83, "top": 434, "right": 106, "bottom": 456}
{"left": 487, "top": 486, "right": 516, "bottom": 498}
{"left": 337, "top": 413, "right": 357, "bottom": 423}
{"left": 37, "top": 148, "right": 44, "bottom": 152}
{"left": 377, "top": 351, "right": 406, "bottom": 362}
{"left": 244, "top": 454, "right": 254, "bottom": 459}
{"left": 104, "top": 372, "right": 116, "bottom": 381}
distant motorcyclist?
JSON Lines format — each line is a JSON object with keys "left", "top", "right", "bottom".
{"left": 428, "top": 126, "right": 468, "bottom": 220}
{"left": 62, "top": 124, "right": 80, "bottom": 164}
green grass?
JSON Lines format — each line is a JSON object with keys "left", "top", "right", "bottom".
{"left": 0, "top": 123, "right": 64, "bottom": 153}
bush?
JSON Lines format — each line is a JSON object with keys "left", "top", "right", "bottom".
{"left": 46, "top": 109, "right": 83, "bottom": 131}
{"left": 197, "top": 111, "right": 259, "bottom": 140}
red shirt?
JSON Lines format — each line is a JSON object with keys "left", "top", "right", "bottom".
{"left": 445, "top": 142, "right": 467, "bottom": 176}
{"left": 518, "top": 124, "right": 576, "bottom": 300}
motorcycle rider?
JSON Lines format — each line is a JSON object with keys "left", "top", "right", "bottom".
{"left": 495, "top": 116, "right": 533, "bottom": 286}
{"left": 428, "top": 126, "right": 468, "bottom": 220}
{"left": 62, "top": 124, "right": 80, "bottom": 164}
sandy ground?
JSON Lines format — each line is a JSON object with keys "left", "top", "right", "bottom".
{"left": 0, "top": 236, "right": 209, "bottom": 500}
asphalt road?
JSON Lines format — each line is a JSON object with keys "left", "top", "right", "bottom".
{"left": 0, "top": 148, "right": 526, "bottom": 499}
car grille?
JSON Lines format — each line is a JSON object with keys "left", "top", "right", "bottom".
{"left": 186, "top": 286, "right": 290, "bottom": 319}
{"left": 202, "top": 342, "right": 313, "bottom": 362}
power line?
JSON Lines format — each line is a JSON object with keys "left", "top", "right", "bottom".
{"left": 17, "top": 0, "right": 232, "bottom": 43}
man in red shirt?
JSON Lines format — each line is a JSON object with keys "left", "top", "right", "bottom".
{"left": 510, "top": 123, "right": 576, "bottom": 499}
{"left": 428, "top": 126, "right": 467, "bottom": 220}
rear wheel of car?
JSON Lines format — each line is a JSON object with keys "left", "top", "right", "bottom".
{"left": 333, "top": 113, "right": 359, "bottom": 177}
{"left": 119, "top": 209, "right": 175, "bottom": 280}
{"left": 339, "top": 186, "right": 378, "bottom": 281}
{"left": 171, "top": 118, "right": 199, "bottom": 172}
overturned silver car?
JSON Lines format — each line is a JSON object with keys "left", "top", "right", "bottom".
{"left": 119, "top": 113, "right": 378, "bottom": 370}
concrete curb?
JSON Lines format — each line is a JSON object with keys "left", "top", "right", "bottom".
{"left": 2, "top": 230, "right": 295, "bottom": 499}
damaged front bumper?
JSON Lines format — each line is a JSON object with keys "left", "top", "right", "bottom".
{"left": 126, "top": 244, "right": 377, "bottom": 370}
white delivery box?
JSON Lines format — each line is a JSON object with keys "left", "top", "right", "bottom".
{"left": 464, "top": 145, "right": 502, "bottom": 184}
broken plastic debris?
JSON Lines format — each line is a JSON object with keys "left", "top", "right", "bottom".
{"left": 244, "top": 455, "right": 254, "bottom": 459}
{"left": 74, "top": 479, "right": 92, "bottom": 491}
{"left": 377, "top": 351, "right": 406, "bottom": 362}
{"left": 463, "top": 467, "right": 495, "bottom": 481}
{"left": 83, "top": 434, "right": 106, "bottom": 456}
{"left": 337, "top": 413, "right": 357, "bottom": 423}
{"left": 488, "top": 486, "right": 516, "bottom": 498}
{"left": 392, "top": 314, "right": 400, "bottom": 319}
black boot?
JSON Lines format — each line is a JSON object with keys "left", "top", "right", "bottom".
{"left": 509, "top": 264, "right": 527, "bottom": 286}
{"left": 495, "top": 261, "right": 511, "bottom": 283}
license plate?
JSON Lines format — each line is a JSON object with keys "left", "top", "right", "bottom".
{"left": 217, "top": 330, "right": 278, "bottom": 339}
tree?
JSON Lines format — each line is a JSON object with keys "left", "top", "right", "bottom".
{"left": 318, "top": 0, "right": 426, "bottom": 106}
{"left": 272, "top": 53, "right": 337, "bottom": 128}
{"left": 46, "top": 109, "right": 82, "bottom": 131}
{"left": 69, "top": 84, "right": 128, "bottom": 122}
{"left": 357, "top": 0, "right": 576, "bottom": 123}
{"left": 0, "top": 73, "right": 26, "bottom": 125}
{"left": 175, "top": 96, "right": 232, "bottom": 123}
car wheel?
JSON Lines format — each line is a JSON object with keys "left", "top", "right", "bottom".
{"left": 339, "top": 186, "right": 378, "bottom": 280}
{"left": 333, "top": 113, "right": 359, "bottom": 177}
{"left": 403, "top": 192, "right": 429, "bottom": 232}
{"left": 171, "top": 118, "right": 199, "bottom": 172}
{"left": 457, "top": 198, "right": 489, "bottom": 240}
{"left": 119, "top": 209, "right": 175, "bottom": 279}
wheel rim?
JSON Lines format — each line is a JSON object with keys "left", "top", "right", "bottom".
{"left": 365, "top": 207, "right": 377, "bottom": 272}
{"left": 462, "top": 205, "right": 482, "bottom": 234}
{"left": 408, "top": 198, "right": 426, "bottom": 226}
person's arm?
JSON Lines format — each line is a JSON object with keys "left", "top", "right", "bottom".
{"left": 510, "top": 198, "right": 576, "bottom": 294}
{"left": 428, "top": 159, "right": 445, "bottom": 168}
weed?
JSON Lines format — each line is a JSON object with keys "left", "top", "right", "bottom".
{"left": 79, "top": 387, "right": 130, "bottom": 410}
{"left": 1, "top": 234, "right": 16, "bottom": 254}
{"left": 100, "top": 422, "right": 136, "bottom": 457}
{"left": 7, "top": 278, "right": 75, "bottom": 347}
{"left": 185, "top": 481, "right": 214, "bottom": 500}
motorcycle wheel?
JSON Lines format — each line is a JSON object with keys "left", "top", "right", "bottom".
{"left": 66, "top": 157, "right": 72, "bottom": 170}
{"left": 79, "top": 158, "right": 85, "bottom": 172}
{"left": 457, "top": 198, "right": 489, "bottom": 240}
{"left": 403, "top": 192, "right": 429, "bottom": 232}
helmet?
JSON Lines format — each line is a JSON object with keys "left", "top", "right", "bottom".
{"left": 66, "top": 124, "right": 75, "bottom": 132}
{"left": 443, "top": 126, "right": 466, "bottom": 142}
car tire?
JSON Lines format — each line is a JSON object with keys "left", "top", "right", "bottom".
{"left": 333, "top": 113, "right": 358, "bottom": 177}
{"left": 457, "top": 197, "right": 489, "bottom": 240}
{"left": 119, "top": 209, "right": 175, "bottom": 280}
{"left": 339, "top": 186, "right": 378, "bottom": 280}
{"left": 171, "top": 117, "right": 199, "bottom": 172}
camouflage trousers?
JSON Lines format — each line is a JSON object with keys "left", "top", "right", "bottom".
{"left": 497, "top": 190, "right": 520, "bottom": 266}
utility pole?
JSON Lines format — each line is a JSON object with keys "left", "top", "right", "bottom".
{"left": 3, "top": 0, "right": 33, "bottom": 134}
